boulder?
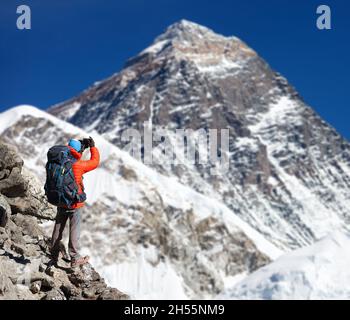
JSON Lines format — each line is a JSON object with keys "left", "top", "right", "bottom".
{"left": 0, "top": 273, "right": 17, "bottom": 299}
{"left": 0, "top": 194, "right": 10, "bottom": 228}
{"left": 0, "top": 169, "right": 10, "bottom": 181}
{"left": 60, "top": 283, "right": 81, "bottom": 299}
{"left": 98, "top": 288, "right": 129, "bottom": 300}
{"left": 21, "top": 168, "right": 56, "bottom": 220}
{"left": 42, "top": 288, "right": 66, "bottom": 300}
{"left": 0, "top": 167, "right": 27, "bottom": 197}
{"left": 5, "top": 169, "right": 56, "bottom": 220}
{"left": 12, "top": 214, "right": 44, "bottom": 239}
{"left": 30, "top": 281, "right": 41, "bottom": 294}
{"left": 0, "top": 142, "right": 24, "bottom": 173}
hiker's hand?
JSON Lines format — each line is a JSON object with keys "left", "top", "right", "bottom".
{"left": 88, "top": 136, "right": 95, "bottom": 148}
{"left": 82, "top": 138, "right": 90, "bottom": 149}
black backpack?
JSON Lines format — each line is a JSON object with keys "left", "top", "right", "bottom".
{"left": 44, "top": 145, "right": 86, "bottom": 208}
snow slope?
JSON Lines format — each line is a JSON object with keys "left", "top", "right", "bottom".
{"left": 220, "top": 231, "right": 350, "bottom": 300}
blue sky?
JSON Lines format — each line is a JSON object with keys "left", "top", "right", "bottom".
{"left": 1, "top": 0, "right": 349, "bottom": 138}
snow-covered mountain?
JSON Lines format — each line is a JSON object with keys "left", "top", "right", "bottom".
{"left": 220, "top": 231, "right": 350, "bottom": 300}
{"left": 2, "top": 20, "right": 350, "bottom": 299}
{"left": 49, "top": 20, "right": 350, "bottom": 251}
{"left": 0, "top": 105, "right": 280, "bottom": 299}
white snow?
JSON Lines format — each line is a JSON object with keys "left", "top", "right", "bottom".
{"left": 141, "top": 40, "right": 169, "bottom": 55}
{"left": 249, "top": 96, "right": 303, "bottom": 134}
{"left": 0, "top": 105, "right": 41, "bottom": 135}
{"left": 60, "top": 102, "right": 81, "bottom": 120}
{"left": 248, "top": 96, "right": 350, "bottom": 242}
{"left": 194, "top": 57, "right": 242, "bottom": 75}
{"left": 220, "top": 231, "right": 350, "bottom": 300}
{"left": 233, "top": 137, "right": 259, "bottom": 152}
{"left": 87, "top": 246, "right": 189, "bottom": 300}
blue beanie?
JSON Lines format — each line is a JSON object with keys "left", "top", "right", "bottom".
{"left": 68, "top": 139, "right": 81, "bottom": 152}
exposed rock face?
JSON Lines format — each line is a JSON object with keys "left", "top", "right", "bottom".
{"left": 79, "top": 198, "right": 270, "bottom": 297}
{"left": 0, "top": 141, "right": 128, "bottom": 300}
{"left": 0, "top": 195, "right": 10, "bottom": 227}
{"left": 0, "top": 142, "right": 26, "bottom": 198}
{"left": 0, "top": 139, "right": 55, "bottom": 221}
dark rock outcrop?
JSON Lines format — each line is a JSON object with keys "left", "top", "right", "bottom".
{"left": 0, "top": 140, "right": 128, "bottom": 300}
{"left": 0, "top": 194, "right": 10, "bottom": 228}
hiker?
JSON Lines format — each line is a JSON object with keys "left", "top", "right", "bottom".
{"left": 45, "top": 137, "right": 100, "bottom": 268}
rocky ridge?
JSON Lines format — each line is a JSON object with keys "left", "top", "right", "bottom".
{"left": 0, "top": 140, "right": 128, "bottom": 300}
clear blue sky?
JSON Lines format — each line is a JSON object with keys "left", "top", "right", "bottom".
{"left": 1, "top": 0, "right": 349, "bottom": 138}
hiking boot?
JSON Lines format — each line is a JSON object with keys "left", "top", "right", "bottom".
{"left": 71, "top": 255, "right": 89, "bottom": 268}
{"left": 59, "top": 242, "right": 71, "bottom": 262}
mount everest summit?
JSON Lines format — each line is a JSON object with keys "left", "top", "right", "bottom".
{"left": 1, "top": 20, "right": 350, "bottom": 299}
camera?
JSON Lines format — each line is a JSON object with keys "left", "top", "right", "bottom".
{"left": 78, "top": 138, "right": 90, "bottom": 152}
{"left": 78, "top": 137, "right": 94, "bottom": 153}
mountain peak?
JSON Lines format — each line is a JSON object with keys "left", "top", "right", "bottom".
{"left": 165, "top": 19, "right": 213, "bottom": 34}
{"left": 155, "top": 19, "right": 225, "bottom": 43}
{"left": 136, "top": 19, "right": 255, "bottom": 69}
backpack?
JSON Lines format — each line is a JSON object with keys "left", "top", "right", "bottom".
{"left": 44, "top": 145, "right": 86, "bottom": 208}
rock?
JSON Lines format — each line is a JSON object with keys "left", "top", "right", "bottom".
{"left": 119, "top": 165, "right": 138, "bottom": 181}
{"left": 39, "top": 263, "right": 46, "bottom": 273}
{"left": 9, "top": 234, "right": 39, "bottom": 258}
{"left": 37, "top": 238, "right": 51, "bottom": 254}
{"left": 68, "top": 270, "right": 85, "bottom": 287}
{"left": 1, "top": 169, "right": 55, "bottom": 221}
{"left": 10, "top": 243, "right": 26, "bottom": 255}
{"left": 0, "top": 167, "right": 27, "bottom": 197}
{"left": 82, "top": 288, "right": 96, "bottom": 299}
{"left": 0, "top": 273, "right": 17, "bottom": 299}
{"left": 30, "top": 281, "right": 41, "bottom": 294}
{"left": 41, "top": 277, "right": 55, "bottom": 290}
{"left": 94, "top": 282, "right": 107, "bottom": 294}
{"left": 60, "top": 283, "right": 80, "bottom": 299}
{"left": 0, "top": 194, "right": 10, "bottom": 228}
{"left": 0, "top": 169, "right": 10, "bottom": 181}
{"left": 12, "top": 214, "right": 44, "bottom": 239}
{"left": 21, "top": 168, "right": 56, "bottom": 220}
{"left": 45, "top": 266, "right": 55, "bottom": 277}
{"left": 98, "top": 288, "right": 129, "bottom": 300}
{"left": 0, "top": 142, "right": 24, "bottom": 172}
{"left": 23, "top": 235, "right": 37, "bottom": 244}
{"left": 42, "top": 288, "right": 66, "bottom": 300}
{"left": 0, "top": 260, "right": 23, "bottom": 299}
{"left": 4, "top": 217, "right": 24, "bottom": 243}
{"left": 83, "top": 264, "right": 101, "bottom": 281}
{"left": 6, "top": 197, "right": 33, "bottom": 215}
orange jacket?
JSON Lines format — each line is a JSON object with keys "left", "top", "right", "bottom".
{"left": 68, "top": 146, "right": 100, "bottom": 209}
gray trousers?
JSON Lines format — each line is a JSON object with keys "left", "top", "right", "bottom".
{"left": 50, "top": 207, "right": 81, "bottom": 261}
